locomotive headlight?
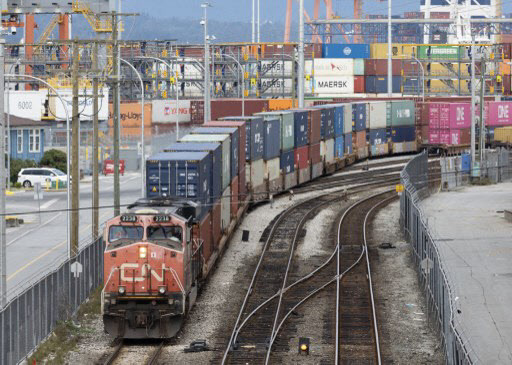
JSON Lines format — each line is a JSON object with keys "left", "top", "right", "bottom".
{"left": 118, "top": 286, "right": 125, "bottom": 295}
{"left": 158, "top": 286, "right": 166, "bottom": 294}
{"left": 139, "top": 246, "right": 147, "bottom": 259}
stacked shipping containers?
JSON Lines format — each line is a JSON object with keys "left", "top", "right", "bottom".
{"left": 288, "top": 109, "right": 311, "bottom": 183}
{"left": 389, "top": 100, "right": 416, "bottom": 153}
{"left": 419, "top": 103, "right": 470, "bottom": 146}
{"left": 312, "top": 105, "right": 336, "bottom": 173}
{"left": 352, "top": 102, "right": 369, "bottom": 159}
{"left": 368, "top": 102, "right": 389, "bottom": 156}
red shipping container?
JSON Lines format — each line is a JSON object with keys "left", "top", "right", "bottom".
{"left": 429, "top": 129, "right": 440, "bottom": 144}
{"left": 295, "top": 145, "right": 310, "bottom": 170}
{"left": 364, "top": 59, "right": 402, "bottom": 76}
{"left": 485, "top": 101, "right": 512, "bottom": 126}
{"left": 504, "top": 75, "right": 511, "bottom": 95}
{"left": 211, "top": 99, "right": 269, "bottom": 120}
{"left": 193, "top": 212, "right": 213, "bottom": 263}
{"left": 354, "top": 76, "right": 365, "bottom": 93}
{"left": 306, "top": 108, "right": 322, "bottom": 144}
{"left": 460, "top": 129, "right": 470, "bottom": 145}
{"left": 211, "top": 200, "right": 221, "bottom": 248}
{"left": 230, "top": 175, "right": 239, "bottom": 219}
{"left": 355, "top": 130, "right": 366, "bottom": 148}
{"left": 449, "top": 103, "right": 471, "bottom": 129}
{"left": 310, "top": 143, "right": 321, "bottom": 164}
{"left": 203, "top": 120, "right": 247, "bottom": 171}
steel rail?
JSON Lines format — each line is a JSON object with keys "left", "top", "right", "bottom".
{"left": 146, "top": 341, "right": 165, "bottom": 365}
{"left": 103, "top": 340, "right": 124, "bottom": 365}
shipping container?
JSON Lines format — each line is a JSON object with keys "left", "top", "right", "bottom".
{"left": 255, "top": 111, "right": 295, "bottom": 151}
{"left": 343, "top": 103, "right": 353, "bottom": 134}
{"left": 211, "top": 99, "right": 269, "bottom": 120}
{"left": 392, "top": 141, "right": 417, "bottom": 154}
{"left": 494, "top": 126, "right": 512, "bottom": 143}
{"left": 265, "top": 157, "right": 282, "bottom": 193}
{"left": 312, "top": 58, "right": 354, "bottom": 76}
{"left": 179, "top": 134, "right": 231, "bottom": 190}
{"left": 231, "top": 175, "right": 239, "bottom": 219}
{"left": 364, "top": 59, "right": 402, "bottom": 76}
{"left": 248, "top": 158, "right": 265, "bottom": 191}
{"left": 280, "top": 149, "right": 295, "bottom": 174}
{"left": 355, "top": 130, "right": 367, "bottom": 148}
{"left": 429, "top": 129, "right": 440, "bottom": 144}
{"left": 321, "top": 139, "right": 335, "bottom": 163}
{"left": 485, "top": 101, "right": 512, "bottom": 126}
{"left": 371, "top": 144, "right": 389, "bottom": 157}
{"left": 365, "top": 76, "right": 401, "bottom": 94}
{"left": 353, "top": 102, "right": 368, "bottom": 131}
{"left": 221, "top": 116, "right": 264, "bottom": 161}
{"left": 288, "top": 109, "right": 309, "bottom": 147}
{"left": 369, "top": 128, "right": 387, "bottom": 145}
{"left": 164, "top": 142, "right": 222, "bottom": 202}
{"left": 391, "top": 126, "right": 416, "bottom": 142}
{"left": 195, "top": 212, "right": 213, "bottom": 262}
{"left": 344, "top": 133, "right": 353, "bottom": 154}
{"left": 329, "top": 104, "right": 345, "bottom": 137}
{"left": 368, "top": 101, "right": 388, "bottom": 129}
{"left": 417, "top": 45, "right": 462, "bottom": 60}
{"left": 353, "top": 59, "right": 365, "bottom": 76}
{"left": 370, "top": 43, "right": 407, "bottom": 59}
{"left": 152, "top": 100, "right": 191, "bottom": 123}
{"left": 191, "top": 127, "right": 239, "bottom": 180}
{"left": 203, "top": 121, "right": 246, "bottom": 172}
{"left": 315, "top": 105, "right": 335, "bottom": 139}
{"left": 306, "top": 108, "right": 322, "bottom": 144}
{"left": 295, "top": 145, "right": 310, "bottom": 170}
{"left": 354, "top": 76, "right": 365, "bottom": 93}
{"left": 390, "top": 100, "right": 415, "bottom": 126}
{"left": 268, "top": 99, "right": 296, "bottom": 111}
{"left": 322, "top": 44, "right": 370, "bottom": 59}
{"left": 211, "top": 198, "right": 221, "bottom": 245}
{"left": 221, "top": 186, "right": 231, "bottom": 232}
{"left": 335, "top": 136, "right": 344, "bottom": 158}
{"left": 314, "top": 76, "right": 355, "bottom": 95}
{"left": 310, "top": 143, "right": 321, "bottom": 164}
{"left": 449, "top": 103, "right": 471, "bottom": 129}
{"left": 263, "top": 118, "right": 281, "bottom": 160}
{"left": 6, "top": 90, "right": 44, "bottom": 121}
{"left": 146, "top": 152, "right": 211, "bottom": 219}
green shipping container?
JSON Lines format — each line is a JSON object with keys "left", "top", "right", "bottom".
{"left": 255, "top": 111, "right": 295, "bottom": 151}
{"left": 417, "top": 45, "right": 462, "bottom": 60}
{"left": 390, "top": 100, "right": 415, "bottom": 127}
{"left": 353, "top": 59, "right": 365, "bottom": 76}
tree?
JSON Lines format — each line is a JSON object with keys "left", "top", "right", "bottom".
{"left": 40, "top": 149, "right": 67, "bottom": 173}
{"left": 10, "top": 159, "right": 37, "bottom": 184}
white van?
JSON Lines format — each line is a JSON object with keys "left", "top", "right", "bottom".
{"left": 17, "top": 168, "right": 69, "bottom": 188}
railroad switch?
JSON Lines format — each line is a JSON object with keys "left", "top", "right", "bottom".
{"left": 184, "top": 339, "right": 209, "bottom": 353}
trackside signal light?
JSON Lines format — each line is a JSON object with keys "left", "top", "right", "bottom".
{"left": 298, "top": 337, "right": 310, "bottom": 355}
{"left": 139, "top": 246, "right": 147, "bottom": 259}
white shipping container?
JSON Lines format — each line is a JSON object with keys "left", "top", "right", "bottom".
{"left": 260, "top": 61, "right": 292, "bottom": 77}
{"left": 221, "top": 186, "right": 231, "bottom": 231}
{"left": 152, "top": 100, "right": 191, "bottom": 123}
{"left": 250, "top": 158, "right": 265, "bottom": 189}
{"left": 321, "top": 139, "right": 335, "bottom": 163}
{"left": 343, "top": 103, "right": 353, "bottom": 134}
{"left": 369, "top": 101, "right": 388, "bottom": 129}
{"left": 51, "top": 87, "right": 109, "bottom": 121}
{"left": 313, "top": 76, "right": 354, "bottom": 95}
{"left": 312, "top": 59, "right": 354, "bottom": 76}
{"left": 260, "top": 79, "right": 293, "bottom": 94}
{"left": 5, "top": 91, "right": 44, "bottom": 121}
{"left": 265, "top": 157, "right": 281, "bottom": 181}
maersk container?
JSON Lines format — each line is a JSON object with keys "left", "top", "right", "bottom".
{"left": 368, "top": 101, "right": 388, "bottom": 130}
{"left": 255, "top": 111, "right": 295, "bottom": 152}
{"left": 322, "top": 44, "right": 370, "bottom": 59}
{"left": 146, "top": 152, "right": 211, "bottom": 218}
{"left": 369, "top": 128, "right": 387, "bottom": 146}
{"left": 353, "top": 103, "right": 367, "bottom": 132}
{"left": 164, "top": 142, "right": 222, "bottom": 202}
{"left": 220, "top": 116, "right": 264, "bottom": 161}
{"left": 344, "top": 133, "right": 353, "bottom": 154}
{"left": 289, "top": 109, "right": 309, "bottom": 147}
{"left": 391, "top": 126, "right": 416, "bottom": 142}
{"left": 180, "top": 134, "right": 231, "bottom": 190}
{"left": 221, "top": 186, "right": 231, "bottom": 232}
{"left": 390, "top": 100, "right": 415, "bottom": 127}
{"left": 343, "top": 103, "right": 353, "bottom": 134}
{"left": 335, "top": 136, "right": 344, "bottom": 158}
{"left": 280, "top": 149, "right": 295, "bottom": 174}
{"left": 313, "top": 105, "right": 335, "bottom": 139}
{"left": 191, "top": 127, "right": 239, "bottom": 181}
{"left": 263, "top": 118, "right": 281, "bottom": 160}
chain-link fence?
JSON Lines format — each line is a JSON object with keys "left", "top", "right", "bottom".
{"left": 0, "top": 237, "right": 104, "bottom": 365}
{"left": 400, "top": 152, "right": 475, "bottom": 365}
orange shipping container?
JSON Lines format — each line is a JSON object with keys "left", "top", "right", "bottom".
{"left": 268, "top": 99, "right": 297, "bottom": 111}
{"left": 108, "top": 102, "right": 152, "bottom": 129}
{"left": 500, "top": 60, "right": 511, "bottom": 75}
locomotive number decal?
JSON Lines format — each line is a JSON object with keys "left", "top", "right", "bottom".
{"left": 120, "top": 263, "right": 167, "bottom": 282}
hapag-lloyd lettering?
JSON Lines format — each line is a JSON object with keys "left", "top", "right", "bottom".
{"left": 109, "top": 111, "right": 144, "bottom": 121}
{"left": 318, "top": 80, "right": 348, "bottom": 88}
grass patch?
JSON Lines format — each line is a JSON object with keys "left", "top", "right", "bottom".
{"left": 28, "top": 286, "right": 103, "bottom": 365}
{"left": 472, "top": 178, "right": 493, "bottom": 186}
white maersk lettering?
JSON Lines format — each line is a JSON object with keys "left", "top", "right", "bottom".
{"left": 120, "top": 263, "right": 167, "bottom": 282}
{"left": 318, "top": 80, "right": 348, "bottom": 88}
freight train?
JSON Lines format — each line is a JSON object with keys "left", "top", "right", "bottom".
{"left": 101, "top": 98, "right": 512, "bottom": 339}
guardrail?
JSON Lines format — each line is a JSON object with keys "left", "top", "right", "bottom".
{"left": 0, "top": 237, "right": 104, "bottom": 365}
{"left": 400, "top": 151, "right": 475, "bottom": 365}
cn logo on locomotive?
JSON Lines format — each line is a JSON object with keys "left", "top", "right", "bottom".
{"left": 120, "top": 263, "right": 167, "bottom": 282}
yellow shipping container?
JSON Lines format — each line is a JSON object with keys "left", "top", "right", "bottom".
{"left": 425, "top": 79, "right": 470, "bottom": 94}
{"left": 494, "top": 127, "right": 512, "bottom": 144}
{"left": 268, "top": 99, "right": 297, "bottom": 111}
{"left": 423, "top": 62, "right": 472, "bottom": 77}
{"left": 370, "top": 43, "right": 418, "bottom": 59}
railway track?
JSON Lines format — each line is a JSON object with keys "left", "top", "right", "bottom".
{"left": 219, "top": 173, "right": 397, "bottom": 364}
{"left": 99, "top": 340, "right": 165, "bottom": 365}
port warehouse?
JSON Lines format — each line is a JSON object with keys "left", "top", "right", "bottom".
{"left": 6, "top": 40, "right": 512, "bottom": 172}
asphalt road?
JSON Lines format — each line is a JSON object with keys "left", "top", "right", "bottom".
{"left": 5, "top": 172, "right": 143, "bottom": 300}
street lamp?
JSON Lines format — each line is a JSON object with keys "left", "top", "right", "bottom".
{"left": 222, "top": 54, "right": 245, "bottom": 116}
{"left": 6, "top": 59, "right": 21, "bottom": 191}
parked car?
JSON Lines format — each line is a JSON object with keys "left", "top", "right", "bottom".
{"left": 17, "top": 167, "right": 69, "bottom": 188}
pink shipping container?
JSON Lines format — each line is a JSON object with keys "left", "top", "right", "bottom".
{"left": 440, "top": 130, "right": 451, "bottom": 145}
{"left": 485, "top": 101, "right": 512, "bottom": 126}
{"left": 429, "top": 129, "right": 440, "bottom": 144}
{"left": 449, "top": 129, "right": 460, "bottom": 145}
{"left": 449, "top": 103, "right": 471, "bottom": 129}
{"left": 428, "top": 103, "right": 440, "bottom": 129}
{"left": 439, "top": 104, "right": 450, "bottom": 129}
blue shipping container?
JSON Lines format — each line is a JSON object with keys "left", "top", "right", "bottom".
{"left": 461, "top": 154, "right": 471, "bottom": 173}
{"left": 280, "top": 149, "right": 295, "bottom": 174}
{"left": 313, "top": 105, "right": 335, "bottom": 139}
{"left": 220, "top": 116, "right": 263, "bottom": 161}
{"left": 164, "top": 142, "right": 222, "bottom": 202}
{"left": 191, "top": 127, "right": 239, "bottom": 180}
{"left": 263, "top": 118, "right": 281, "bottom": 160}
{"left": 332, "top": 104, "right": 345, "bottom": 137}
{"left": 369, "top": 128, "right": 387, "bottom": 145}
{"left": 322, "top": 44, "right": 370, "bottom": 59}
{"left": 335, "top": 136, "right": 344, "bottom": 158}
{"left": 404, "top": 78, "right": 421, "bottom": 94}
{"left": 146, "top": 151, "right": 212, "bottom": 219}
{"left": 289, "top": 110, "right": 309, "bottom": 147}
{"left": 344, "top": 133, "right": 353, "bottom": 154}
{"left": 391, "top": 126, "right": 416, "bottom": 142}
{"left": 353, "top": 103, "right": 367, "bottom": 132}
{"left": 365, "top": 76, "right": 401, "bottom": 94}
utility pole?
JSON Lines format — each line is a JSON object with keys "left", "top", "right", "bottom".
{"left": 0, "top": 39, "right": 6, "bottom": 307}
{"left": 479, "top": 57, "right": 485, "bottom": 164}
{"left": 252, "top": 0, "right": 255, "bottom": 43}
{"left": 471, "top": 41, "right": 476, "bottom": 172}
{"left": 112, "top": 12, "right": 121, "bottom": 216}
{"left": 387, "top": 0, "right": 392, "bottom": 96}
{"left": 298, "top": 0, "right": 305, "bottom": 108}
{"left": 202, "top": 3, "right": 211, "bottom": 122}
{"left": 257, "top": 0, "right": 260, "bottom": 43}
{"left": 92, "top": 41, "right": 99, "bottom": 241}
{"left": 71, "top": 41, "right": 79, "bottom": 257}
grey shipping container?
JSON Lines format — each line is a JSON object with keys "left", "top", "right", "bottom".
{"left": 263, "top": 118, "right": 281, "bottom": 160}
{"left": 146, "top": 151, "right": 212, "bottom": 219}
{"left": 191, "top": 127, "right": 239, "bottom": 181}
{"left": 164, "top": 142, "right": 222, "bottom": 202}
{"left": 220, "top": 116, "right": 264, "bottom": 161}
{"left": 390, "top": 100, "right": 415, "bottom": 126}
{"left": 288, "top": 109, "right": 309, "bottom": 147}
{"left": 255, "top": 111, "right": 295, "bottom": 151}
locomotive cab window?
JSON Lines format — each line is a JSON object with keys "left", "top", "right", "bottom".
{"left": 108, "top": 226, "right": 144, "bottom": 244}
{"left": 147, "top": 226, "right": 183, "bottom": 249}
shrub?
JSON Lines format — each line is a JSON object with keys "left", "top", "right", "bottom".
{"left": 10, "top": 159, "right": 37, "bottom": 184}
{"left": 40, "top": 149, "right": 67, "bottom": 173}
